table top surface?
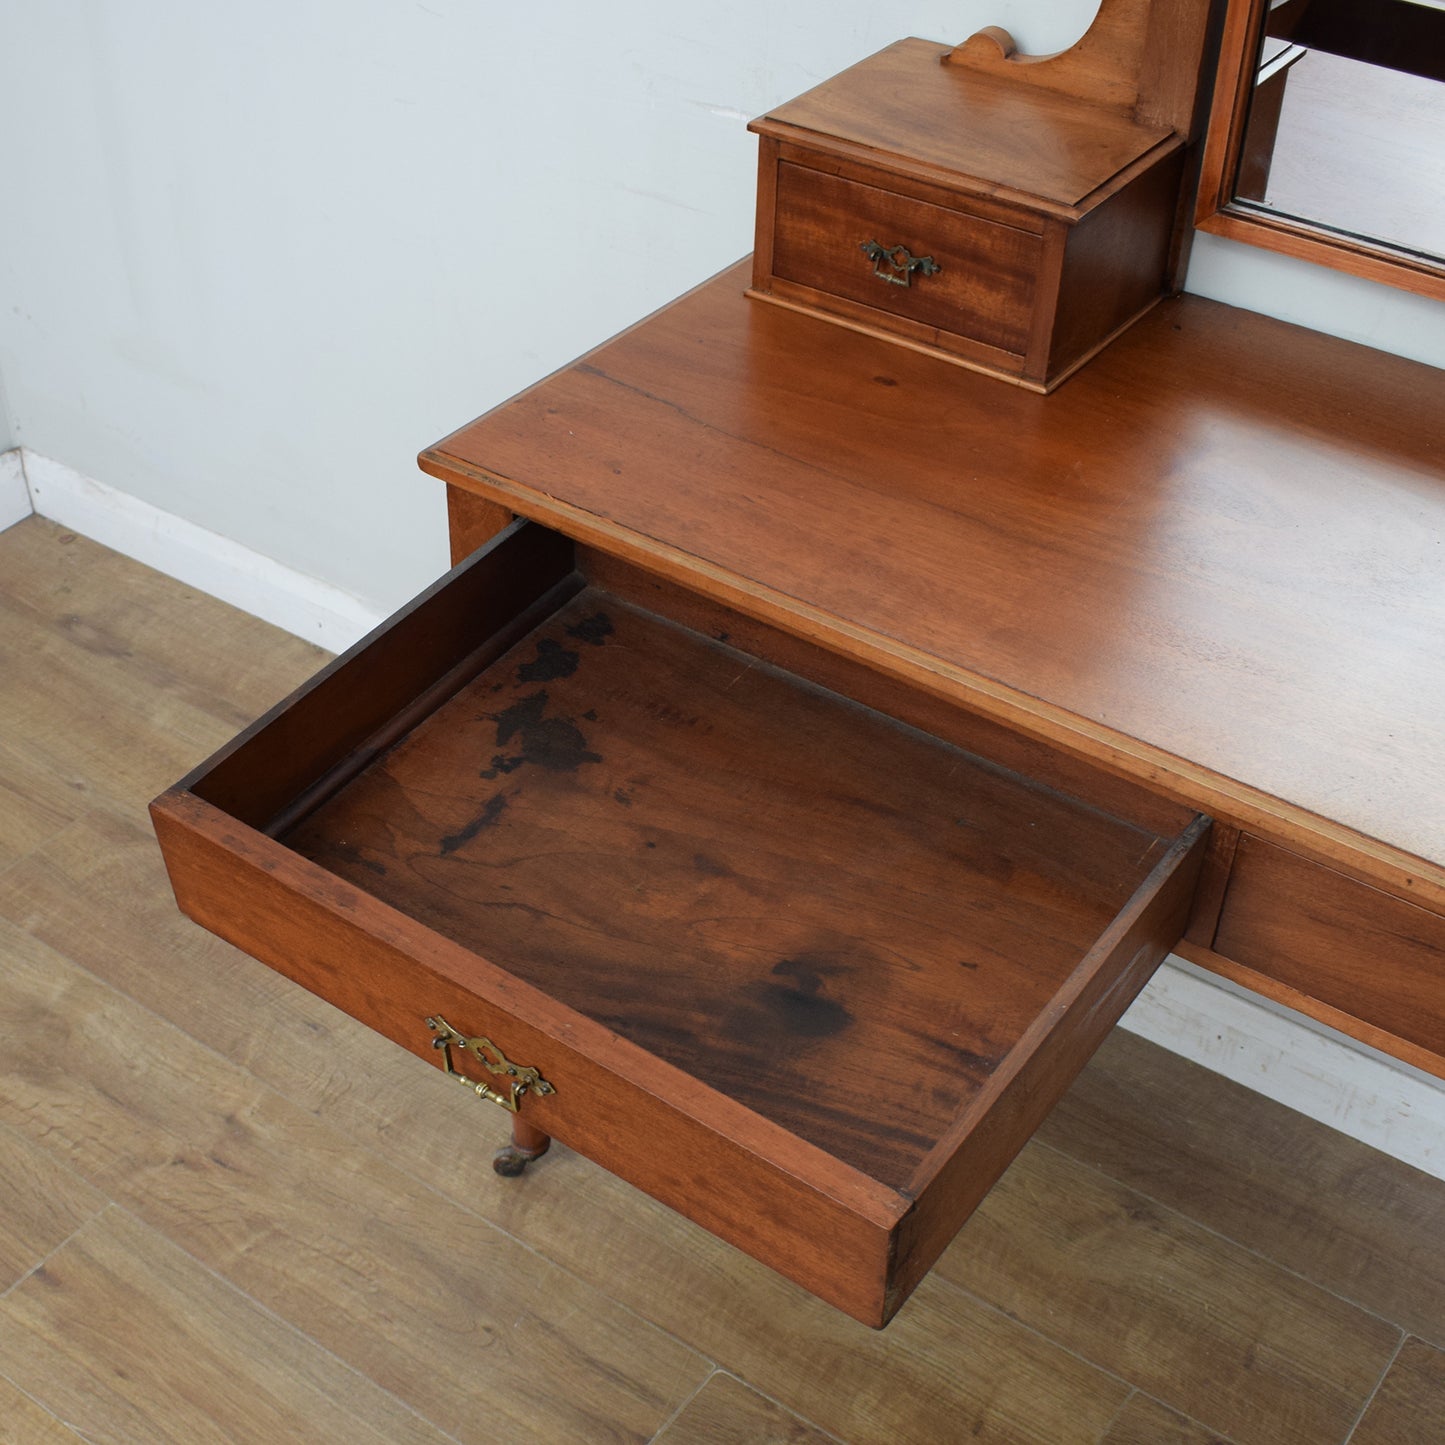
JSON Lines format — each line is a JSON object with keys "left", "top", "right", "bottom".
{"left": 422, "top": 263, "right": 1445, "bottom": 905}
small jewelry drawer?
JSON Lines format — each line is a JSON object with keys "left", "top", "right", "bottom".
{"left": 153, "top": 519, "right": 1209, "bottom": 1326}
{"left": 749, "top": 38, "right": 1185, "bottom": 391}
{"left": 770, "top": 160, "right": 1042, "bottom": 362}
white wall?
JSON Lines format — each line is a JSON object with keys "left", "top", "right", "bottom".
{"left": 3, "top": 1, "right": 1439, "bottom": 611}
{"left": 0, "top": 365, "right": 14, "bottom": 452}
{"left": 0, "top": 0, "right": 1094, "bottom": 612}
{"left": 1187, "top": 233, "right": 1445, "bottom": 369}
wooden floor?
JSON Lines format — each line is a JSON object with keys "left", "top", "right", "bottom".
{"left": 1, "top": 514, "right": 1442, "bottom": 1445}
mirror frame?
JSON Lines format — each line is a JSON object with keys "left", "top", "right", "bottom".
{"left": 1194, "top": 0, "right": 1445, "bottom": 301}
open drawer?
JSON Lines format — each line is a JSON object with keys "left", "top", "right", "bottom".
{"left": 152, "top": 519, "right": 1209, "bottom": 1326}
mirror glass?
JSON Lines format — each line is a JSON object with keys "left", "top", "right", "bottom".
{"left": 1201, "top": 0, "right": 1445, "bottom": 292}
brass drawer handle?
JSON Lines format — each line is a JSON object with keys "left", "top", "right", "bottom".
{"left": 860, "top": 240, "right": 941, "bottom": 288}
{"left": 426, "top": 1015, "right": 556, "bottom": 1113}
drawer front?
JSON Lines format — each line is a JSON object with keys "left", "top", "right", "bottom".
{"left": 153, "top": 519, "right": 1208, "bottom": 1327}
{"left": 770, "top": 161, "right": 1041, "bottom": 357}
{"left": 1214, "top": 835, "right": 1445, "bottom": 1065}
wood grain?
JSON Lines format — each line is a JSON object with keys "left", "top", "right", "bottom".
{"left": 1349, "top": 1338, "right": 1445, "bottom": 1445}
{"left": 446, "top": 484, "right": 512, "bottom": 564}
{"left": 1213, "top": 835, "right": 1445, "bottom": 1062}
{"left": 281, "top": 586, "right": 1179, "bottom": 1187}
{"left": 1037, "top": 1029, "right": 1445, "bottom": 1347}
{"left": 934, "top": 1140, "right": 1402, "bottom": 1445}
{"left": 151, "top": 535, "right": 1205, "bottom": 1320}
{"left": 1049, "top": 143, "right": 1182, "bottom": 370}
{"left": 153, "top": 785, "right": 906, "bottom": 1326}
{"left": 1100, "top": 1394, "right": 1234, "bottom": 1444}
{"left": 0, "top": 807, "right": 482, "bottom": 1157}
{"left": 0, "top": 1121, "right": 106, "bottom": 1294}
{"left": 750, "top": 38, "right": 1183, "bottom": 387}
{"left": 0, "top": 1208, "right": 455, "bottom": 1445}
{"left": 892, "top": 815, "right": 1206, "bottom": 1311}
{"left": 0, "top": 1377, "right": 88, "bottom": 1444}
{"left": 770, "top": 160, "right": 1039, "bottom": 356}
{"left": 0, "top": 738, "right": 86, "bottom": 873}
{"left": 0, "top": 864, "right": 1129, "bottom": 1443}
{"left": 0, "top": 520, "right": 326, "bottom": 732}
{"left": 0, "top": 920, "right": 711, "bottom": 1444}
{"left": 947, "top": 0, "right": 1217, "bottom": 134}
{"left": 578, "top": 546, "right": 1196, "bottom": 839}
{"left": 653, "top": 1374, "right": 833, "bottom": 1445}
{"left": 473, "top": 1147, "right": 1132, "bottom": 1445}
{"left": 0, "top": 521, "right": 324, "bottom": 819}
{"left": 754, "top": 39, "right": 1172, "bottom": 208}
{"left": 422, "top": 269, "right": 1445, "bottom": 884}
{"left": 418, "top": 268, "right": 1445, "bottom": 979}
{"left": 0, "top": 805, "right": 1139, "bottom": 1423}
{"left": 185, "top": 517, "right": 577, "bottom": 830}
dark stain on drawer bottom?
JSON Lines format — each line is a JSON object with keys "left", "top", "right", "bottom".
{"left": 277, "top": 586, "right": 1174, "bottom": 1186}
{"left": 440, "top": 793, "right": 509, "bottom": 855}
{"left": 745, "top": 956, "right": 855, "bottom": 1040}
{"left": 482, "top": 691, "right": 602, "bottom": 777}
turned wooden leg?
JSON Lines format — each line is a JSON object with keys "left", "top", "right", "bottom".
{"left": 492, "top": 1116, "right": 551, "bottom": 1177}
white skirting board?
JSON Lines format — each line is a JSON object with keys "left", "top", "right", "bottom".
{"left": 8, "top": 446, "right": 1443, "bottom": 1180}
{"left": 0, "top": 448, "right": 32, "bottom": 532}
{"left": 1120, "top": 956, "right": 1442, "bottom": 1179}
{"left": 13, "top": 449, "right": 383, "bottom": 653}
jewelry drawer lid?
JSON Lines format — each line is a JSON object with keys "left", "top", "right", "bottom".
{"left": 750, "top": 37, "right": 1176, "bottom": 212}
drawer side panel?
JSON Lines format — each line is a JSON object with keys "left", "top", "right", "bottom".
{"left": 186, "top": 520, "right": 578, "bottom": 831}
{"left": 890, "top": 814, "right": 1209, "bottom": 1314}
{"left": 1050, "top": 147, "right": 1183, "bottom": 374}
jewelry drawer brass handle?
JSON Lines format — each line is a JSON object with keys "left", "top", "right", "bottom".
{"left": 860, "top": 240, "right": 941, "bottom": 288}
{"left": 426, "top": 1015, "right": 556, "bottom": 1114}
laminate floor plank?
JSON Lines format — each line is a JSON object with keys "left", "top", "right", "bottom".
{"left": 0, "top": 1376, "right": 89, "bottom": 1444}
{"left": 1038, "top": 1028, "right": 1445, "bottom": 1346}
{"left": 460, "top": 1139, "right": 1131, "bottom": 1445}
{"left": 934, "top": 1140, "right": 1401, "bottom": 1445}
{"left": 1099, "top": 1394, "right": 1236, "bottom": 1444}
{"left": 0, "top": 519, "right": 326, "bottom": 733}
{"left": 0, "top": 1207, "right": 454, "bottom": 1445}
{"left": 0, "top": 920, "right": 711, "bottom": 1445}
{"left": 652, "top": 1373, "right": 836, "bottom": 1444}
{"left": 0, "top": 603, "right": 240, "bottom": 824}
{"left": 0, "top": 806, "right": 484, "bottom": 1157}
{"left": 0, "top": 1120, "right": 107, "bottom": 1293}
{"left": 1347, "top": 1338, "right": 1445, "bottom": 1445}
{"left": 0, "top": 740, "right": 87, "bottom": 874}
{"left": 0, "top": 520, "right": 324, "bottom": 820}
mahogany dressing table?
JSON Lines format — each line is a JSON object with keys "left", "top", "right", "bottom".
{"left": 151, "top": 6, "right": 1445, "bottom": 1329}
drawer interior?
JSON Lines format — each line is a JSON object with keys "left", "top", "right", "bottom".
{"left": 278, "top": 585, "right": 1167, "bottom": 1187}
{"left": 159, "top": 519, "right": 1208, "bottom": 1321}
